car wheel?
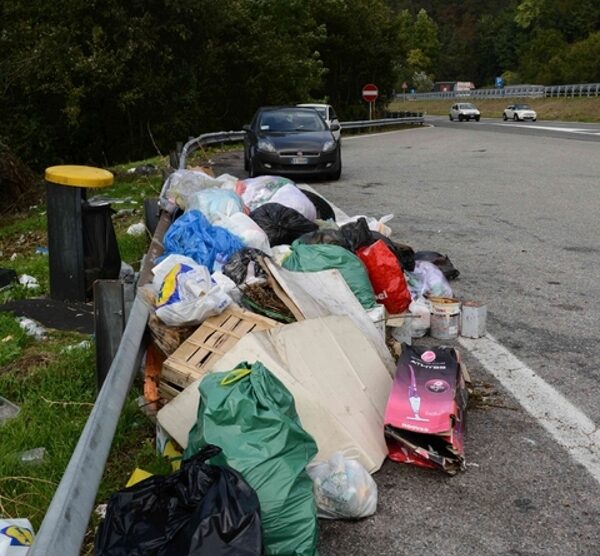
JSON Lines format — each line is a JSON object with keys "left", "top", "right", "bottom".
{"left": 475, "top": 116, "right": 480, "bottom": 122}
{"left": 458, "top": 115, "right": 463, "bottom": 122}
{"left": 533, "top": 118, "right": 537, "bottom": 122}
{"left": 328, "top": 154, "right": 342, "bottom": 181}
{"left": 248, "top": 155, "right": 258, "bottom": 178}
{"left": 503, "top": 113, "right": 508, "bottom": 121}
{"left": 449, "top": 115, "right": 453, "bottom": 121}
{"left": 513, "top": 114, "right": 519, "bottom": 121}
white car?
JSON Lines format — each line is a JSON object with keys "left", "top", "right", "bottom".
{"left": 449, "top": 103, "right": 480, "bottom": 122}
{"left": 297, "top": 103, "right": 341, "bottom": 140}
{"left": 503, "top": 104, "right": 537, "bottom": 121}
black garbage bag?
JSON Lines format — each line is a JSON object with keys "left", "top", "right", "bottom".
{"left": 296, "top": 229, "right": 349, "bottom": 249}
{"left": 222, "top": 247, "right": 268, "bottom": 286}
{"left": 298, "top": 189, "right": 336, "bottom": 221}
{"left": 94, "top": 445, "right": 263, "bottom": 556}
{"left": 340, "top": 218, "right": 372, "bottom": 251}
{"left": 82, "top": 202, "right": 121, "bottom": 298}
{"left": 340, "top": 218, "right": 416, "bottom": 271}
{"left": 415, "top": 251, "right": 460, "bottom": 280}
{"left": 249, "top": 203, "right": 318, "bottom": 246}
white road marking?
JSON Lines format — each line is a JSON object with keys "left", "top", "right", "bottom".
{"left": 495, "top": 123, "right": 600, "bottom": 135}
{"left": 460, "top": 334, "right": 600, "bottom": 484}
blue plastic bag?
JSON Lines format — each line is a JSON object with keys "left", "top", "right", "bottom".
{"left": 163, "top": 210, "right": 244, "bottom": 272}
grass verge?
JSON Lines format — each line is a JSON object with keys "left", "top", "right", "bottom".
{"left": 0, "top": 156, "right": 176, "bottom": 544}
{"left": 388, "top": 96, "right": 600, "bottom": 123}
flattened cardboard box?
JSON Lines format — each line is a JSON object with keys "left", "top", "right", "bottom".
{"left": 384, "top": 344, "right": 469, "bottom": 475}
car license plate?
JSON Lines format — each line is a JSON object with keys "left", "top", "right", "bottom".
{"left": 291, "top": 157, "right": 308, "bottom": 165}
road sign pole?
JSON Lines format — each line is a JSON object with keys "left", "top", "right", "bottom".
{"left": 362, "top": 83, "right": 379, "bottom": 119}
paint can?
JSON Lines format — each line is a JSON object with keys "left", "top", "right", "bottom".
{"left": 460, "top": 301, "right": 487, "bottom": 338}
{"left": 429, "top": 296, "right": 461, "bottom": 340}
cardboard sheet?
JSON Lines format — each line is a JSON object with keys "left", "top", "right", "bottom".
{"left": 158, "top": 316, "right": 392, "bottom": 472}
{"left": 263, "top": 260, "right": 395, "bottom": 374}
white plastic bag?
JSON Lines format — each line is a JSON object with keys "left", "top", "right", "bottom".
{"left": 269, "top": 184, "right": 317, "bottom": 221}
{"left": 154, "top": 257, "right": 231, "bottom": 326}
{"left": 213, "top": 212, "right": 272, "bottom": 255}
{"left": 307, "top": 452, "right": 377, "bottom": 520}
{"left": 405, "top": 260, "right": 453, "bottom": 299}
{"left": 0, "top": 518, "right": 34, "bottom": 555}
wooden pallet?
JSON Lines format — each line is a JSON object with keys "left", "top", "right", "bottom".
{"left": 159, "top": 305, "right": 279, "bottom": 400}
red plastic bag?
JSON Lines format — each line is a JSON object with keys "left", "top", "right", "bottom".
{"left": 357, "top": 240, "right": 412, "bottom": 314}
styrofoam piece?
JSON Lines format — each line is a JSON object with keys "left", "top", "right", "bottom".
{"left": 263, "top": 260, "right": 395, "bottom": 375}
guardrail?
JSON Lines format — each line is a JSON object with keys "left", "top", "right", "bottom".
{"left": 399, "top": 83, "right": 600, "bottom": 101}
{"left": 31, "top": 112, "right": 424, "bottom": 555}
{"left": 177, "top": 116, "right": 424, "bottom": 168}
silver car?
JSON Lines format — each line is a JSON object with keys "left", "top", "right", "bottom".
{"left": 503, "top": 104, "right": 537, "bottom": 121}
{"left": 449, "top": 103, "right": 481, "bottom": 122}
{"left": 297, "top": 103, "right": 342, "bottom": 140}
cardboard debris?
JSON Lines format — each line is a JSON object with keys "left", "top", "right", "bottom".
{"left": 384, "top": 345, "right": 470, "bottom": 475}
{"left": 263, "top": 259, "right": 395, "bottom": 374}
{"left": 158, "top": 316, "right": 391, "bottom": 473}
{"left": 159, "top": 305, "right": 279, "bottom": 400}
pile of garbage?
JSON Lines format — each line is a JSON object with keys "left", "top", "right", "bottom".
{"left": 95, "top": 168, "right": 486, "bottom": 555}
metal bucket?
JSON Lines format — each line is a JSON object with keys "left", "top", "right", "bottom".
{"left": 429, "top": 297, "right": 461, "bottom": 340}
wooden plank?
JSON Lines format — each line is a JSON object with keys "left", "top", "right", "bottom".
{"left": 258, "top": 256, "right": 305, "bottom": 321}
{"left": 162, "top": 305, "right": 279, "bottom": 391}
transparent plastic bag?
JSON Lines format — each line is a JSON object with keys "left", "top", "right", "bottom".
{"left": 307, "top": 452, "right": 377, "bottom": 520}
{"left": 235, "top": 176, "right": 294, "bottom": 211}
{"left": 186, "top": 188, "right": 244, "bottom": 221}
{"left": 405, "top": 260, "right": 453, "bottom": 299}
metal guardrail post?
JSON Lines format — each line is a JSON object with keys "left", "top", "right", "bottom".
{"left": 30, "top": 295, "right": 149, "bottom": 556}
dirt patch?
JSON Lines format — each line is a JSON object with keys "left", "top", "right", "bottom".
{"left": 1, "top": 352, "right": 54, "bottom": 377}
{"left": 0, "top": 230, "right": 48, "bottom": 257}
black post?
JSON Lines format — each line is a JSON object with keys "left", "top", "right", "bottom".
{"left": 46, "top": 182, "right": 86, "bottom": 301}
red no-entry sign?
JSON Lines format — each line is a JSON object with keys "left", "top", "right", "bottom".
{"left": 362, "top": 83, "right": 379, "bottom": 103}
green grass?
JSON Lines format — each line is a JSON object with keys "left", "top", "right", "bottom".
{"left": 0, "top": 155, "right": 177, "bottom": 537}
{"left": 388, "top": 96, "right": 600, "bottom": 122}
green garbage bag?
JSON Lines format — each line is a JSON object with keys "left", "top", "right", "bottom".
{"left": 185, "top": 362, "right": 319, "bottom": 556}
{"left": 282, "top": 241, "right": 377, "bottom": 309}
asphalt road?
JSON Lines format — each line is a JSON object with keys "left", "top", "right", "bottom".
{"left": 214, "top": 121, "right": 600, "bottom": 555}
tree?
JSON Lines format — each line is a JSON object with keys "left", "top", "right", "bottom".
{"left": 307, "top": 0, "right": 399, "bottom": 118}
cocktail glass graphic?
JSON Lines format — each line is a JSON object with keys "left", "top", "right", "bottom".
{"left": 407, "top": 364, "right": 429, "bottom": 422}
